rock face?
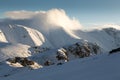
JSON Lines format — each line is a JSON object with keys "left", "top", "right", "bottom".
{"left": 6, "top": 57, "right": 42, "bottom": 69}
{"left": 64, "top": 41, "right": 101, "bottom": 59}
{"left": 3, "top": 40, "right": 101, "bottom": 70}
{"left": 52, "top": 41, "right": 101, "bottom": 65}
{"left": 44, "top": 60, "right": 54, "bottom": 66}
{"left": 7, "top": 57, "right": 33, "bottom": 66}
{"left": 109, "top": 47, "right": 120, "bottom": 54}
{"left": 27, "top": 41, "right": 101, "bottom": 66}
{"left": 56, "top": 48, "right": 69, "bottom": 65}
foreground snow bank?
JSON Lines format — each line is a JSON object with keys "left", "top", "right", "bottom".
{"left": 1, "top": 53, "right": 120, "bottom": 80}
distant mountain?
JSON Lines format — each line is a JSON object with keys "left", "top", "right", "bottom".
{"left": 0, "top": 18, "right": 120, "bottom": 61}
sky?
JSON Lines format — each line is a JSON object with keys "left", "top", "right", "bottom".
{"left": 0, "top": 0, "right": 120, "bottom": 26}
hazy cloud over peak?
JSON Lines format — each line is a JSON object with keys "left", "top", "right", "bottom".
{"left": 5, "top": 9, "right": 82, "bottom": 30}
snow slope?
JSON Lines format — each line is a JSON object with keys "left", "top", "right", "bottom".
{"left": 0, "top": 43, "right": 30, "bottom": 61}
{"left": 73, "top": 29, "right": 117, "bottom": 51}
{"left": 1, "top": 53, "right": 120, "bottom": 80}
{"left": 0, "top": 23, "right": 52, "bottom": 47}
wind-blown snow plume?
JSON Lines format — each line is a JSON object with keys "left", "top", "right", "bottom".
{"left": 5, "top": 9, "right": 82, "bottom": 30}
{"left": 4, "top": 9, "right": 120, "bottom": 31}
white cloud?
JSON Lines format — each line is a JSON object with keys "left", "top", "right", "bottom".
{"left": 5, "top": 10, "right": 45, "bottom": 19}
{"left": 5, "top": 9, "right": 120, "bottom": 31}
{"left": 102, "top": 24, "right": 120, "bottom": 30}
{"left": 5, "top": 9, "right": 82, "bottom": 30}
{"left": 85, "top": 23, "right": 120, "bottom": 30}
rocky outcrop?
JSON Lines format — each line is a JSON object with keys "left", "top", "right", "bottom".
{"left": 56, "top": 48, "right": 69, "bottom": 65}
{"left": 53, "top": 41, "right": 101, "bottom": 65}
{"left": 6, "top": 57, "right": 42, "bottom": 69}
{"left": 64, "top": 41, "right": 101, "bottom": 58}
{"left": 109, "top": 47, "right": 120, "bottom": 54}
{"left": 44, "top": 60, "right": 54, "bottom": 66}
{"left": 28, "top": 41, "right": 101, "bottom": 66}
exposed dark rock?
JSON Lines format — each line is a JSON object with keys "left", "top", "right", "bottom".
{"left": 56, "top": 55, "right": 68, "bottom": 61}
{"left": 3, "top": 74, "right": 10, "bottom": 77}
{"left": 65, "top": 41, "right": 101, "bottom": 58}
{"left": 57, "top": 62, "right": 63, "bottom": 65}
{"left": 7, "top": 57, "right": 35, "bottom": 67}
{"left": 109, "top": 47, "right": 120, "bottom": 54}
{"left": 56, "top": 48, "right": 69, "bottom": 62}
{"left": 44, "top": 60, "right": 54, "bottom": 66}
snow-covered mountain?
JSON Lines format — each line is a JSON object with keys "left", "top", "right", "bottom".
{"left": 0, "top": 18, "right": 120, "bottom": 61}
{"left": 0, "top": 9, "right": 120, "bottom": 80}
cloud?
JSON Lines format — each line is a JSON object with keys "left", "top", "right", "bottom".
{"left": 102, "top": 24, "right": 120, "bottom": 30}
{"left": 85, "top": 23, "right": 120, "bottom": 30}
{"left": 5, "top": 9, "right": 82, "bottom": 30}
{"left": 5, "top": 9, "right": 120, "bottom": 31}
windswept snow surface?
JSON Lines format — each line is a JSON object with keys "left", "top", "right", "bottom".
{"left": 0, "top": 43, "right": 30, "bottom": 61}
{"left": 1, "top": 53, "right": 120, "bottom": 80}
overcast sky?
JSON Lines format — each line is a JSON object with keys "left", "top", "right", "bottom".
{"left": 0, "top": 0, "right": 120, "bottom": 26}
